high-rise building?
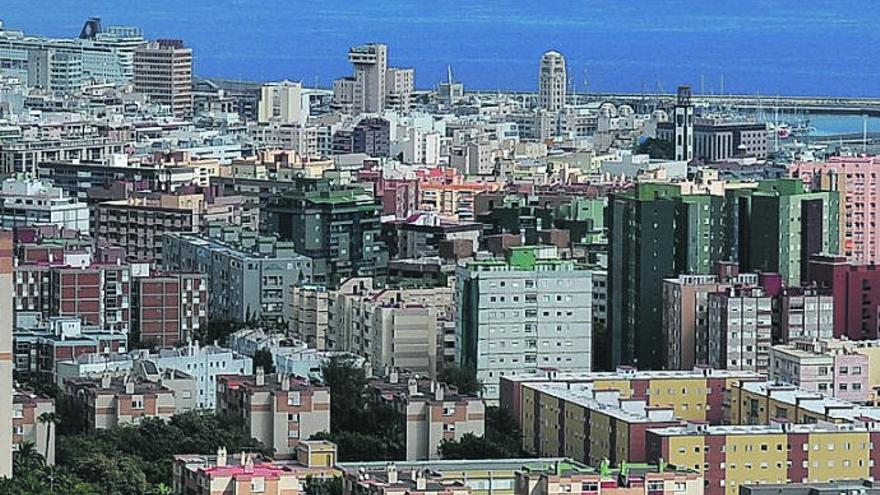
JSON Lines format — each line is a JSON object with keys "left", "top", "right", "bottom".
{"left": 673, "top": 86, "right": 694, "bottom": 162}
{"left": 133, "top": 39, "right": 193, "bottom": 117}
{"left": 0, "top": 231, "right": 12, "bottom": 477}
{"left": 385, "top": 67, "right": 414, "bottom": 112}
{"left": 739, "top": 179, "right": 840, "bottom": 285}
{"left": 662, "top": 268, "right": 760, "bottom": 370}
{"left": 608, "top": 182, "right": 735, "bottom": 370}
{"left": 790, "top": 156, "right": 880, "bottom": 264}
{"left": 807, "top": 254, "right": 880, "bottom": 340}
{"left": 268, "top": 178, "right": 387, "bottom": 287}
{"left": 707, "top": 286, "right": 773, "bottom": 373}
{"left": 455, "top": 246, "right": 593, "bottom": 403}
{"left": 258, "top": 80, "right": 306, "bottom": 124}
{"left": 538, "top": 50, "right": 566, "bottom": 111}
{"left": 337, "top": 43, "right": 388, "bottom": 114}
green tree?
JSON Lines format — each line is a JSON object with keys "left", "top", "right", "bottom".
{"left": 253, "top": 348, "right": 275, "bottom": 374}
{"left": 69, "top": 453, "right": 149, "bottom": 495}
{"left": 304, "top": 475, "right": 343, "bottom": 495}
{"left": 438, "top": 363, "right": 481, "bottom": 396}
{"left": 438, "top": 433, "right": 513, "bottom": 459}
{"left": 635, "top": 137, "right": 675, "bottom": 160}
{"left": 12, "top": 442, "right": 44, "bottom": 473}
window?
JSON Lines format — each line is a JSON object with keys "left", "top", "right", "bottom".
{"left": 131, "top": 399, "right": 144, "bottom": 410}
{"left": 288, "top": 413, "right": 300, "bottom": 422}
{"left": 288, "top": 392, "right": 301, "bottom": 406}
{"left": 840, "top": 366, "right": 849, "bottom": 375}
{"left": 251, "top": 477, "right": 265, "bottom": 493}
{"left": 647, "top": 481, "right": 664, "bottom": 492}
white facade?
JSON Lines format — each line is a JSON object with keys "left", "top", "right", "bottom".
{"left": 708, "top": 288, "right": 773, "bottom": 373}
{"left": 0, "top": 177, "right": 89, "bottom": 232}
{"left": 348, "top": 43, "right": 387, "bottom": 114}
{"left": 455, "top": 248, "right": 593, "bottom": 403}
{"left": 402, "top": 127, "right": 441, "bottom": 165}
{"left": 258, "top": 80, "right": 307, "bottom": 125}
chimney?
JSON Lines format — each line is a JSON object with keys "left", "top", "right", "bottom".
{"left": 434, "top": 383, "right": 445, "bottom": 402}
{"left": 407, "top": 377, "right": 418, "bottom": 396}
{"left": 240, "top": 451, "right": 247, "bottom": 466}
{"left": 101, "top": 373, "right": 111, "bottom": 389}
{"left": 389, "top": 368, "right": 399, "bottom": 384}
{"left": 256, "top": 367, "right": 265, "bottom": 386}
{"left": 386, "top": 462, "right": 398, "bottom": 484}
{"left": 415, "top": 470, "right": 427, "bottom": 491}
{"left": 124, "top": 376, "right": 134, "bottom": 395}
{"left": 216, "top": 447, "right": 227, "bottom": 467}
{"left": 281, "top": 374, "right": 290, "bottom": 391}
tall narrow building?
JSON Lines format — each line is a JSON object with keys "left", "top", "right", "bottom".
{"left": 538, "top": 50, "right": 566, "bottom": 111}
{"left": 344, "top": 43, "right": 388, "bottom": 114}
{"left": 258, "top": 80, "right": 305, "bottom": 124}
{"left": 134, "top": 39, "right": 193, "bottom": 118}
{"left": 674, "top": 85, "right": 694, "bottom": 162}
{"left": 0, "top": 231, "right": 12, "bottom": 477}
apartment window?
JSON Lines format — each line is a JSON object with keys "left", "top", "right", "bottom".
{"left": 288, "top": 413, "right": 299, "bottom": 422}
{"left": 288, "top": 429, "right": 300, "bottom": 438}
{"left": 288, "top": 392, "right": 301, "bottom": 406}
{"left": 581, "top": 482, "right": 598, "bottom": 492}
{"left": 12, "top": 410, "right": 22, "bottom": 419}
{"left": 840, "top": 383, "right": 848, "bottom": 391}
{"left": 840, "top": 366, "right": 849, "bottom": 375}
{"left": 853, "top": 383, "right": 862, "bottom": 391}
{"left": 443, "top": 407, "right": 455, "bottom": 416}
{"left": 131, "top": 399, "right": 144, "bottom": 410}
{"left": 852, "top": 366, "right": 862, "bottom": 375}
{"left": 443, "top": 423, "right": 456, "bottom": 432}
{"left": 647, "top": 482, "right": 663, "bottom": 492}
{"left": 818, "top": 366, "right": 828, "bottom": 376}
{"left": 251, "top": 477, "right": 265, "bottom": 493}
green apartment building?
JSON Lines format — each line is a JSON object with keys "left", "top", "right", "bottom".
{"left": 268, "top": 178, "right": 387, "bottom": 287}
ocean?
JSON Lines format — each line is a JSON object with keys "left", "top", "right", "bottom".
{"left": 2, "top": 0, "right": 880, "bottom": 97}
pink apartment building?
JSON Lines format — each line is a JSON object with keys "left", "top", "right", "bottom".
{"left": 790, "top": 156, "right": 880, "bottom": 263}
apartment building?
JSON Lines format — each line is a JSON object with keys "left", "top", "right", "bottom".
{"left": 133, "top": 39, "right": 193, "bottom": 117}
{"left": 807, "top": 254, "right": 880, "bottom": 340}
{"left": 662, "top": 268, "right": 760, "bottom": 370}
{"left": 216, "top": 370, "right": 330, "bottom": 459}
{"left": 0, "top": 231, "right": 10, "bottom": 477}
{"left": 369, "top": 371, "right": 485, "bottom": 461}
{"left": 290, "top": 286, "right": 330, "bottom": 350}
{"left": 173, "top": 442, "right": 339, "bottom": 495}
{"left": 0, "top": 176, "right": 89, "bottom": 232}
{"left": 520, "top": 382, "right": 681, "bottom": 467}
{"left": 13, "top": 315, "right": 128, "bottom": 382}
{"left": 268, "top": 178, "right": 387, "bottom": 287}
{"left": 65, "top": 375, "right": 178, "bottom": 432}
{"left": 455, "top": 246, "right": 593, "bottom": 403}
{"left": 777, "top": 288, "right": 835, "bottom": 343}
{"left": 646, "top": 421, "right": 880, "bottom": 495}
{"left": 790, "top": 156, "right": 880, "bottom": 263}
{"left": 769, "top": 340, "right": 870, "bottom": 402}
{"left": 500, "top": 368, "right": 764, "bottom": 431}
{"left": 346, "top": 464, "right": 471, "bottom": 495}
{"left": 725, "top": 380, "right": 880, "bottom": 426}
{"left": 321, "top": 277, "right": 453, "bottom": 377}
{"left": 707, "top": 286, "right": 773, "bottom": 373}
{"left": 12, "top": 389, "right": 55, "bottom": 465}
{"left": 132, "top": 272, "right": 207, "bottom": 347}
{"left": 162, "top": 226, "right": 313, "bottom": 323}
{"left": 515, "top": 462, "right": 704, "bottom": 495}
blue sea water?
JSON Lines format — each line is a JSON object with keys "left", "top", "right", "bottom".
{"left": 2, "top": 1, "right": 880, "bottom": 96}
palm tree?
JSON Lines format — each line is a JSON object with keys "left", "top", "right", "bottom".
{"left": 37, "top": 412, "right": 60, "bottom": 465}
{"left": 13, "top": 441, "right": 45, "bottom": 472}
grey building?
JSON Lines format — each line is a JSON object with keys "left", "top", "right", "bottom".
{"left": 162, "top": 226, "right": 313, "bottom": 324}
{"left": 352, "top": 117, "right": 391, "bottom": 158}
{"left": 739, "top": 480, "right": 880, "bottom": 495}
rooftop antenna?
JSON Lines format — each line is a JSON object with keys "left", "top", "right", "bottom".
{"left": 720, "top": 75, "right": 725, "bottom": 97}
{"left": 582, "top": 67, "right": 590, "bottom": 97}
{"left": 447, "top": 65, "right": 454, "bottom": 85}
{"left": 700, "top": 74, "right": 705, "bottom": 96}
{"left": 863, "top": 114, "right": 868, "bottom": 155}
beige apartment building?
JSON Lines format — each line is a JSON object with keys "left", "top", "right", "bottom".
{"left": 65, "top": 375, "right": 179, "bottom": 431}
{"left": 134, "top": 39, "right": 193, "bottom": 117}
{"left": 13, "top": 389, "right": 55, "bottom": 465}
{"left": 216, "top": 369, "right": 330, "bottom": 459}
{"left": 370, "top": 370, "right": 485, "bottom": 461}
{"left": 291, "top": 278, "right": 453, "bottom": 377}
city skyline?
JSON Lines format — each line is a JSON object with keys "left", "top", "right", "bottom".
{"left": 2, "top": 1, "right": 880, "bottom": 96}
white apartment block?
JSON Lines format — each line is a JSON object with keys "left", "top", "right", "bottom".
{"left": 454, "top": 246, "right": 592, "bottom": 404}
{"left": 0, "top": 176, "right": 89, "bottom": 232}
{"left": 708, "top": 287, "right": 773, "bottom": 373}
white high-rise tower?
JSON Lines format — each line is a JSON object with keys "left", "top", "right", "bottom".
{"left": 538, "top": 50, "right": 567, "bottom": 111}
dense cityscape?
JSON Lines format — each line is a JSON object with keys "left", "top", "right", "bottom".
{"left": 1, "top": 12, "right": 880, "bottom": 495}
